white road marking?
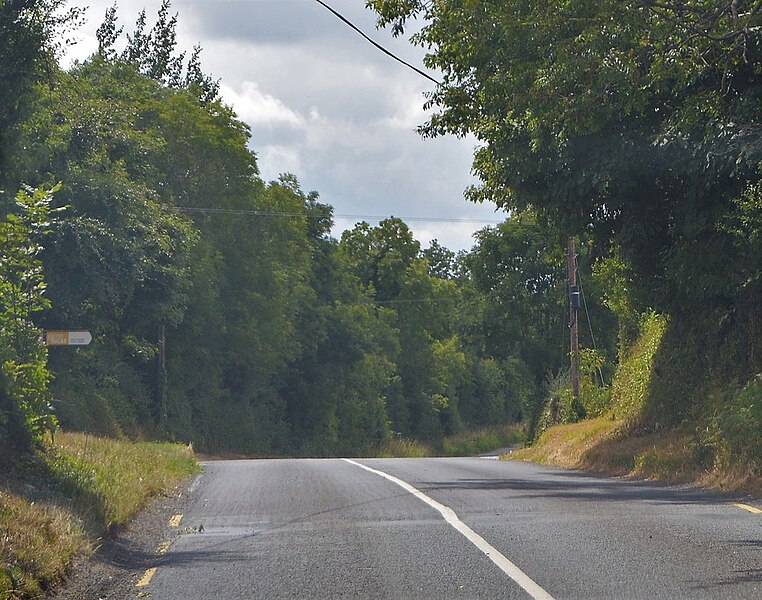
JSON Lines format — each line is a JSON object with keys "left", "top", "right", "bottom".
{"left": 343, "top": 459, "right": 554, "bottom": 600}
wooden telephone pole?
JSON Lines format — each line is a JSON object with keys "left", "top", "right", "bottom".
{"left": 158, "top": 324, "right": 167, "bottom": 425}
{"left": 567, "top": 237, "right": 580, "bottom": 398}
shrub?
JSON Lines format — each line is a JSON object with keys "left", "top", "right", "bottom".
{"left": 709, "top": 375, "right": 762, "bottom": 472}
{"left": 610, "top": 312, "right": 668, "bottom": 421}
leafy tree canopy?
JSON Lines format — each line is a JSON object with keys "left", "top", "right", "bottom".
{"left": 369, "top": 0, "right": 762, "bottom": 316}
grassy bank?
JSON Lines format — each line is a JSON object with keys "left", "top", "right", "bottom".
{"left": 0, "top": 432, "right": 199, "bottom": 600}
{"left": 509, "top": 311, "right": 762, "bottom": 498}
{"left": 508, "top": 417, "right": 762, "bottom": 497}
{"left": 377, "top": 423, "right": 525, "bottom": 458}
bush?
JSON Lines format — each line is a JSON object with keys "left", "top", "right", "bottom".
{"left": 534, "top": 348, "right": 611, "bottom": 438}
{"left": 709, "top": 375, "right": 762, "bottom": 472}
{"left": 610, "top": 312, "right": 668, "bottom": 421}
{"left": 0, "top": 186, "right": 60, "bottom": 452}
{"left": 578, "top": 348, "right": 611, "bottom": 417}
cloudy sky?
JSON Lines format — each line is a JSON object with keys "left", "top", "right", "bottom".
{"left": 63, "top": 0, "right": 504, "bottom": 251}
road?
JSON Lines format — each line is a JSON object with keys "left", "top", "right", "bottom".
{"left": 136, "top": 457, "right": 761, "bottom": 599}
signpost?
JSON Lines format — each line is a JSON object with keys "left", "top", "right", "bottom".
{"left": 43, "top": 330, "right": 92, "bottom": 346}
{"left": 567, "top": 237, "right": 580, "bottom": 399}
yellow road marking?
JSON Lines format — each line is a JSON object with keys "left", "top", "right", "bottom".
{"left": 168, "top": 513, "right": 183, "bottom": 527}
{"left": 136, "top": 567, "right": 157, "bottom": 587}
{"left": 156, "top": 541, "right": 172, "bottom": 555}
{"left": 733, "top": 502, "right": 762, "bottom": 514}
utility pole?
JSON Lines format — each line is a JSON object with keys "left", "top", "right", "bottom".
{"left": 567, "top": 236, "right": 580, "bottom": 398}
{"left": 158, "top": 324, "right": 167, "bottom": 425}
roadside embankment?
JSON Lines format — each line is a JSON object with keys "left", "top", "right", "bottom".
{"left": 507, "top": 417, "right": 762, "bottom": 498}
{"left": 0, "top": 432, "right": 199, "bottom": 599}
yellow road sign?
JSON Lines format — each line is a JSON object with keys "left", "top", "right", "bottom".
{"left": 44, "top": 330, "right": 92, "bottom": 346}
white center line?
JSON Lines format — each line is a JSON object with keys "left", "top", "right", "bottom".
{"left": 343, "top": 459, "right": 554, "bottom": 600}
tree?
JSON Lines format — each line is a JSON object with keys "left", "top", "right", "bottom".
{"left": 2, "top": 57, "right": 205, "bottom": 434}
{"left": 369, "top": 0, "right": 762, "bottom": 429}
{"left": 422, "top": 239, "right": 457, "bottom": 279}
{"left": 368, "top": 0, "right": 762, "bottom": 305}
{"left": 0, "top": 0, "right": 82, "bottom": 174}
{"left": 95, "top": 3, "right": 122, "bottom": 61}
{"left": 0, "top": 185, "right": 59, "bottom": 451}
{"left": 97, "top": 1, "right": 218, "bottom": 101}
{"left": 339, "top": 219, "right": 466, "bottom": 439}
{"left": 455, "top": 212, "right": 566, "bottom": 423}
{"left": 340, "top": 217, "right": 421, "bottom": 302}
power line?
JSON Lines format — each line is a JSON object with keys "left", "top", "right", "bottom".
{"left": 172, "top": 206, "right": 502, "bottom": 225}
{"left": 313, "top": 0, "right": 440, "bottom": 86}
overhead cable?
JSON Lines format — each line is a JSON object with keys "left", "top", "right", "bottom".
{"left": 313, "top": 0, "right": 441, "bottom": 85}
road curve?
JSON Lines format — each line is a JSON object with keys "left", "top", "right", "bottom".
{"left": 138, "top": 457, "right": 761, "bottom": 599}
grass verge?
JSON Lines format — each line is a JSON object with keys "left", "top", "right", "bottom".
{"left": 507, "top": 419, "right": 762, "bottom": 498}
{"left": 509, "top": 418, "right": 620, "bottom": 469}
{"left": 377, "top": 423, "right": 525, "bottom": 458}
{"left": 0, "top": 432, "right": 199, "bottom": 600}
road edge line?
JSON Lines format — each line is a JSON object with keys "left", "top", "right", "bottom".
{"left": 136, "top": 567, "right": 157, "bottom": 587}
{"left": 733, "top": 502, "right": 762, "bottom": 514}
{"left": 343, "top": 458, "right": 554, "bottom": 600}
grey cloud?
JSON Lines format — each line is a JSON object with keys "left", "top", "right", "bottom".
{"left": 178, "top": 0, "right": 429, "bottom": 70}
{"left": 180, "top": 0, "right": 328, "bottom": 45}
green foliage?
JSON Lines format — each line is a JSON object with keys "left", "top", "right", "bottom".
{"left": 0, "top": 186, "right": 60, "bottom": 451}
{"left": 593, "top": 249, "right": 639, "bottom": 353}
{"left": 578, "top": 348, "right": 611, "bottom": 418}
{"left": 610, "top": 312, "right": 669, "bottom": 422}
{"left": 708, "top": 375, "right": 762, "bottom": 471}
{"left": 536, "top": 349, "right": 610, "bottom": 437}
{"left": 338, "top": 219, "right": 469, "bottom": 442}
{"left": 535, "top": 371, "right": 582, "bottom": 436}
{"left": 459, "top": 212, "right": 566, "bottom": 377}
{"left": 340, "top": 217, "right": 421, "bottom": 302}
{"left": 0, "top": 2, "right": 579, "bottom": 459}
{"left": 43, "top": 432, "right": 199, "bottom": 529}
{"left": 16, "top": 0, "right": 759, "bottom": 467}
{"left": 457, "top": 211, "right": 608, "bottom": 434}
{"left": 0, "top": 0, "right": 84, "bottom": 170}
{"left": 422, "top": 239, "right": 457, "bottom": 279}
{"left": 370, "top": 0, "right": 762, "bottom": 225}
{"left": 430, "top": 336, "right": 467, "bottom": 434}
{"left": 369, "top": 0, "right": 762, "bottom": 466}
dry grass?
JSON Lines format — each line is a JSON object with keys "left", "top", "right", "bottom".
{"left": 46, "top": 432, "right": 200, "bottom": 530}
{"left": 438, "top": 424, "right": 525, "bottom": 457}
{"left": 377, "top": 436, "right": 431, "bottom": 458}
{"left": 509, "top": 418, "right": 620, "bottom": 468}
{"left": 0, "top": 432, "right": 199, "bottom": 599}
{"left": 506, "top": 419, "right": 762, "bottom": 498}
{"left": 0, "top": 491, "right": 86, "bottom": 599}
{"left": 376, "top": 424, "right": 526, "bottom": 458}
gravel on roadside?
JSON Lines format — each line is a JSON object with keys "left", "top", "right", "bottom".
{"left": 50, "top": 471, "right": 203, "bottom": 600}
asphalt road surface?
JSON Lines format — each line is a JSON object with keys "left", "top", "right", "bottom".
{"left": 136, "top": 457, "right": 761, "bottom": 599}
